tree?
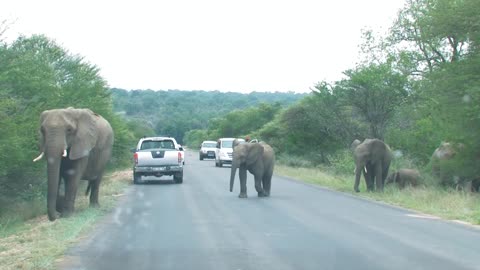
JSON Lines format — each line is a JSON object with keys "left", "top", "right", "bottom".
{"left": 389, "top": 0, "right": 474, "bottom": 75}
{"left": 337, "top": 62, "right": 409, "bottom": 140}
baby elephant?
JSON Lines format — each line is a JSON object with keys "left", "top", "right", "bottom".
{"left": 386, "top": 169, "right": 420, "bottom": 189}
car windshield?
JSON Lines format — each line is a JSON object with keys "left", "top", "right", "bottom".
{"left": 202, "top": 142, "right": 216, "bottom": 148}
{"left": 222, "top": 140, "right": 234, "bottom": 148}
{"left": 140, "top": 140, "right": 174, "bottom": 150}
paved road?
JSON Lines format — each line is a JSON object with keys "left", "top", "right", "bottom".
{"left": 60, "top": 150, "right": 480, "bottom": 270}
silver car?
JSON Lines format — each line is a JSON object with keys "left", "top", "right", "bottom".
{"left": 199, "top": 141, "right": 217, "bottom": 160}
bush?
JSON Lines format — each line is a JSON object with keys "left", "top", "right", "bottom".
{"left": 328, "top": 149, "right": 355, "bottom": 175}
{"left": 276, "top": 154, "right": 314, "bottom": 168}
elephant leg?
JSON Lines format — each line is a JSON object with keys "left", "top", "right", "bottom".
{"left": 354, "top": 168, "right": 362, "bottom": 192}
{"left": 63, "top": 159, "right": 88, "bottom": 217}
{"left": 262, "top": 173, "right": 272, "bottom": 196}
{"left": 365, "top": 164, "right": 375, "bottom": 191}
{"left": 56, "top": 176, "right": 64, "bottom": 213}
{"left": 254, "top": 174, "right": 266, "bottom": 197}
{"left": 374, "top": 163, "right": 384, "bottom": 192}
{"left": 238, "top": 168, "right": 248, "bottom": 198}
{"left": 89, "top": 178, "right": 101, "bottom": 207}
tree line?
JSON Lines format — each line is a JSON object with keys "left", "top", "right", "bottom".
{"left": 111, "top": 88, "right": 305, "bottom": 144}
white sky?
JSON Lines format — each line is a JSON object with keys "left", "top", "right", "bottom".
{"left": 1, "top": 0, "right": 406, "bottom": 93}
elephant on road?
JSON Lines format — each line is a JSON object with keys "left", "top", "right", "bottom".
{"left": 33, "top": 108, "right": 114, "bottom": 221}
{"left": 230, "top": 141, "right": 275, "bottom": 198}
{"left": 353, "top": 139, "right": 392, "bottom": 192}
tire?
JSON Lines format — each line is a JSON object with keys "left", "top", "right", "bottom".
{"left": 218, "top": 160, "right": 223, "bottom": 167}
{"left": 215, "top": 159, "right": 219, "bottom": 167}
{"left": 200, "top": 154, "right": 203, "bottom": 160}
{"left": 133, "top": 172, "right": 141, "bottom": 185}
{"left": 174, "top": 172, "right": 183, "bottom": 184}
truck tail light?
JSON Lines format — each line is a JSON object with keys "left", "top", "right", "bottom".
{"left": 178, "top": 152, "right": 182, "bottom": 164}
{"left": 134, "top": 153, "right": 138, "bottom": 165}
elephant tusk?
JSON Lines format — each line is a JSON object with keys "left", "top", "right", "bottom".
{"left": 33, "top": 152, "right": 44, "bottom": 162}
{"left": 364, "top": 166, "right": 368, "bottom": 174}
{"left": 62, "top": 149, "right": 67, "bottom": 157}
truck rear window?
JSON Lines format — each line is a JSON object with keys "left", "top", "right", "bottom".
{"left": 140, "top": 140, "right": 175, "bottom": 150}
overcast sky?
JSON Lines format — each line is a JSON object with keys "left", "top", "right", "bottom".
{"left": 1, "top": 0, "right": 406, "bottom": 93}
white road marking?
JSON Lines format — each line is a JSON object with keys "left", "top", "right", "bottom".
{"left": 406, "top": 214, "right": 441, "bottom": 220}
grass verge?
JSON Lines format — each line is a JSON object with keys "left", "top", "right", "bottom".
{"left": 0, "top": 170, "right": 131, "bottom": 270}
{"left": 275, "top": 165, "right": 480, "bottom": 225}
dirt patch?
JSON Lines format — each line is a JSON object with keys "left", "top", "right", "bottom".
{"left": 106, "top": 169, "right": 132, "bottom": 182}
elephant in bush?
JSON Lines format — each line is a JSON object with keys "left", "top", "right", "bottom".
{"left": 230, "top": 141, "right": 275, "bottom": 198}
{"left": 431, "top": 141, "right": 463, "bottom": 187}
{"left": 33, "top": 108, "right": 114, "bottom": 221}
{"left": 353, "top": 139, "right": 392, "bottom": 192}
{"left": 386, "top": 169, "right": 420, "bottom": 189}
{"left": 431, "top": 142, "right": 480, "bottom": 192}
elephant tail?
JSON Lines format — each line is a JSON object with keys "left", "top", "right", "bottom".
{"left": 85, "top": 181, "right": 92, "bottom": 196}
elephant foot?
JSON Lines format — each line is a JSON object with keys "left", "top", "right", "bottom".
{"left": 238, "top": 193, "right": 248, "bottom": 198}
{"left": 89, "top": 202, "right": 100, "bottom": 208}
{"left": 56, "top": 195, "right": 65, "bottom": 212}
{"left": 354, "top": 188, "right": 360, "bottom": 193}
{"left": 258, "top": 191, "right": 268, "bottom": 197}
{"left": 61, "top": 210, "right": 73, "bottom": 218}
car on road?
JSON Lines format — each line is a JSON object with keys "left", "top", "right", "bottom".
{"left": 215, "top": 138, "right": 244, "bottom": 167}
{"left": 199, "top": 140, "right": 217, "bottom": 160}
{"left": 132, "top": 136, "right": 184, "bottom": 184}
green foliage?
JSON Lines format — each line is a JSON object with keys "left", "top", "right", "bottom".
{"left": 208, "top": 103, "right": 282, "bottom": 139}
{"left": 337, "top": 62, "right": 409, "bottom": 140}
{"left": 183, "top": 129, "right": 210, "bottom": 149}
{"left": 111, "top": 88, "right": 305, "bottom": 145}
{"left": 384, "top": 0, "right": 480, "bottom": 180}
{"left": 328, "top": 149, "right": 355, "bottom": 175}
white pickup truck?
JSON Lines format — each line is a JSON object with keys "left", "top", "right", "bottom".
{"left": 132, "top": 137, "right": 184, "bottom": 184}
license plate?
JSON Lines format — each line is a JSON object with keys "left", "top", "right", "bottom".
{"left": 153, "top": 167, "right": 165, "bottom": 171}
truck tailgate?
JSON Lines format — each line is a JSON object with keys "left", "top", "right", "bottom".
{"left": 136, "top": 149, "right": 179, "bottom": 166}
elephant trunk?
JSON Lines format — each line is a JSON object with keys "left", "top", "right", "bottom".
{"left": 46, "top": 156, "right": 61, "bottom": 221}
{"left": 230, "top": 164, "right": 237, "bottom": 192}
{"left": 45, "top": 135, "right": 67, "bottom": 221}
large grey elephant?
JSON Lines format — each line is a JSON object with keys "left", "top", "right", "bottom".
{"left": 430, "top": 141, "right": 480, "bottom": 191}
{"left": 353, "top": 139, "right": 392, "bottom": 192}
{"left": 33, "top": 108, "right": 114, "bottom": 221}
{"left": 230, "top": 141, "right": 275, "bottom": 198}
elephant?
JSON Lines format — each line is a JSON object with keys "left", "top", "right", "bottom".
{"left": 431, "top": 141, "right": 463, "bottom": 186}
{"left": 353, "top": 138, "right": 392, "bottom": 192}
{"left": 230, "top": 141, "right": 275, "bottom": 198}
{"left": 431, "top": 141, "right": 480, "bottom": 191}
{"left": 33, "top": 107, "right": 114, "bottom": 221}
{"left": 386, "top": 169, "right": 420, "bottom": 189}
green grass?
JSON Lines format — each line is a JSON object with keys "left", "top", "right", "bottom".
{"left": 0, "top": 170, "right": 131, "bottom": 270}
{"left": 275, "top": 165, "right": 480, "bottom": 225}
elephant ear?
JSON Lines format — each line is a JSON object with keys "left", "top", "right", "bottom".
{"left": 70, "top": 109, "right": 98, "bottom": 160}
{"left": 246, "top": 143, "right": 264, "bottom": 166}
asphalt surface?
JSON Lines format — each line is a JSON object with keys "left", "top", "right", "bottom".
{"left": 60, "top": 150, "right": 480, "bottom": 270}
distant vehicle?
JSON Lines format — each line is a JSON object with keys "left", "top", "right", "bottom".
{"left": 199, "top": 140, "right": 217, "bottom": 160}
{"left": 215, "top": 138, "right": 245, "bottom": 167}
{"left": 132, "top": 136, "right": 183, "bottom": 184}
{"left": 178, "top": 144, "right": 185, "bottom": 165}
